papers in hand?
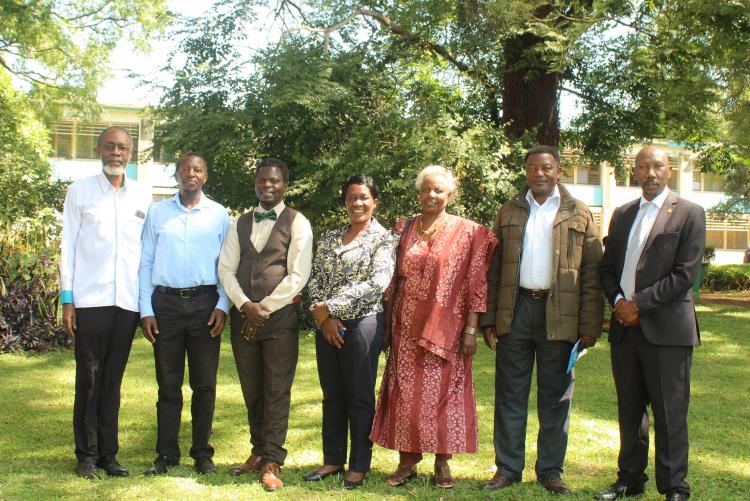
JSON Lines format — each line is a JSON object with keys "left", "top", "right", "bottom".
{"left": 566, "top": 339, "right": 588, "bottom": 374}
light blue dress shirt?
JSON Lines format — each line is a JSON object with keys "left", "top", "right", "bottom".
{"left": 138, "top": 192, "right": 230, "bottom": 318}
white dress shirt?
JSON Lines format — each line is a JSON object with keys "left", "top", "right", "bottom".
{"left": 218, "top": 201, "right": 314, "bottom": 313}
{"left": 619, "top": 188, "right": 670, "bottom": 301}
{"left": 519, "top": 185, "right": 561, "bottom": 290}
{"left": 60, "top": 172, "right": 152, "bottom": 312}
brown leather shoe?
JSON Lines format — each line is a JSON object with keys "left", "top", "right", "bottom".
{"left": 385, "top": 463, "right": 417, "bottom": 487}
{"left": 260, "top": 462, "right": 283, "bottom": 491}
{"left": 228, "top": 454, "right": 263, "bottom": 476}
{"left": 482, "top": 472, "right": 518, "bottom": 491}
{"left": 433, "top": 461, "right": 454, "bottom": 489}
{"left": 538, "top": 476, "right": 573, "bottom": 495}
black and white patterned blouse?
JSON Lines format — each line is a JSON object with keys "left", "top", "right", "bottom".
{"left": 307, "top": 218, "right": 397, "bottom": 320}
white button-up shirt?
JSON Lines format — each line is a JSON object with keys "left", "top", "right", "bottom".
{"left": 519, "top": 185, "right": 560, "bottom": 290}
{"left": 218, "top": 201, "right": 314, "bottom": 313}
{"left": 60, "top": 173, "right": 152, "bottom": 312}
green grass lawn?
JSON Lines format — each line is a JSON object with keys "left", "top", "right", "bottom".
{"left": 0, "top": 302, "right": 748, "bottom": 500}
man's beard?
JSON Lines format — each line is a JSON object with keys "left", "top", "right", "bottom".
{"left": 103, "top": 165, "right": 125, "bottom": 176}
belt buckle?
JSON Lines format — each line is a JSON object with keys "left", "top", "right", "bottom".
{"left": 179, "top": 288, "right": 193, "bottom": 299}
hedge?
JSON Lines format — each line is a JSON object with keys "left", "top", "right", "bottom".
{"left": 702, "top": 264, "right": 750, "bottom": 291}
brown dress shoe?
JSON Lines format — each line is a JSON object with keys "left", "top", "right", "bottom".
{"left": 482, "top": 472, "right": 518, "bottom": 491}
{"left": 538, "top": 476, "right": 573, "bottom": 495}
{"left": 385, "top": 463, "right": 417, "bottom": 487}
{"left": 228, "top": 454, "right": 262, "bottom": 476}
{"left": 260, "top": 462, "right": 283, "bottom": 491}
{"left": 433, "top": 461, "right": 454, "bottom": 489}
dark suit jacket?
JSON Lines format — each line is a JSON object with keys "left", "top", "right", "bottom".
{"left": 600, "top": 191, "right": 705, "bottom": 346}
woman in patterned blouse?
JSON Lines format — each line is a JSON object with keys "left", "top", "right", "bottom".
{"left": 369, "top": 165, "right": 498, "bottom": 489}
{"left": 305, "top": 174, "right": 397, "bottom": 489}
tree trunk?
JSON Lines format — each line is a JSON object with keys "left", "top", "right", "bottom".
{"left": 502, "top": 33, "right": 560, "bottom": 146}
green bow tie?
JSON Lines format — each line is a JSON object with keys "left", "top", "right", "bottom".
{"left": 254, "top": 209, "right": 277, "bottom": 222}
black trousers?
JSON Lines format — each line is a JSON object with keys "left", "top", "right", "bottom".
{"left": 73, "top": 306, "right": 138, "bottom": 464}
{"left": 315, "top": 313, "right": 384, "bottom": 472}
{"left": 230, "top": 308, "right": 299, "bottom": 466}
{"left": 152, "top": 289, "right": 221, "bottom": 461}
{"left": 611, "top": 325, "right": 692, "bottom": 495}
{"left": 493, "top": 294, "right": 575, "bottom": 481}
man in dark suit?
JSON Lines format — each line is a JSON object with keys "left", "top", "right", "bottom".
{"left": 598, "top": 146, "right": 705, "bottom": 501}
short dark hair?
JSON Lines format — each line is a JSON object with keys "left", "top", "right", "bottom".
{"left": 256, "top": 158, "right": 289, "bottom": 183}
{"left": 340, "top": 174, "right": 381, "bottom": 204}
{"left": 524, "top": 145, "right": 560, "bottom": 164}
{"left": 97, "top": 126, "right": 132, "bottom": 146}
{"left": 175, "top": 152, "right": 207, "bottom": 171}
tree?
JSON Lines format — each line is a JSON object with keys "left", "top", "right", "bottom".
{"left": 152, "top": 0, "right": 750, "bottom": 226}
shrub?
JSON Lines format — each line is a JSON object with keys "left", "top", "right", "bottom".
{"left": 0, "top": 211, "right": 69, "bottom": 353}
{"left": 702, "top": 264, "right": 750, "bottom": 292}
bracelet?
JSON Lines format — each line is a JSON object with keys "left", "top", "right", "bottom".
{"left": 463, "top": 326, "right": 478, "bottom": 337}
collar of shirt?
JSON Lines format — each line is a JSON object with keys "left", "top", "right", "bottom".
{"left": 525, "top": 184, "right": 561, "bottom": 209}
{"left": 96, "top": 171, "right": 129, "bottom": 193}
{"left": 639, "top": 187, "right": 670, "bottom": 210}
{"left": 255, "top": 200, "right": 286, "bottom": 216}
{"left": 171, "top": 191, "right": 209, "bottom": 212}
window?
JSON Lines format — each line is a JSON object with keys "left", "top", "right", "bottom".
{"left": 706, "top": 215, "right": 750, "bottom": 250}
{"left": 50, "top": 122, "right": 74, "bottom": 158}
{"left": 694, "top": 172, "right": 726, "bottom": 192}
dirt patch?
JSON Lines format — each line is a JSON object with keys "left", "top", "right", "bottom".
{"left": 699, "top": 292, "right": 750, "bottom": 308}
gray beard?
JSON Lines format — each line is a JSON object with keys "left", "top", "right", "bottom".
{"left": 103, "top": 165, "right": 125, "bottom": 176}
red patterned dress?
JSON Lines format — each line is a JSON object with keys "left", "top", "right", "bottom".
{"left": 370, "top": 214, "right": 497, "bottom": 454}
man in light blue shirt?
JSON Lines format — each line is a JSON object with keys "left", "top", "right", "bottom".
{"left": 138, "top": 152, "right": 230, "bottom": 476}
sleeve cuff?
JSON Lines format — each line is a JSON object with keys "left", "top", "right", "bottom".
{"left": 60, "top": 290, "right": 73, "bottom": 304}
{"left": 216, "top": 296, "right": 230, "bottom": 314}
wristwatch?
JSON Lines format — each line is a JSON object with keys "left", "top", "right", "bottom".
{"left": 463, "top": 326, "right": 478, "bottom": 337}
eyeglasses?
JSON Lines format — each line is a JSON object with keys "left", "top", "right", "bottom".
{"left": 100, "top": 142, "right": 130, "bottom": 153}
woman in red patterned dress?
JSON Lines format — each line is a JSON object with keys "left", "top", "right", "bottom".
{"left": 370, "top": 165, "right": 498, "bottom": 489}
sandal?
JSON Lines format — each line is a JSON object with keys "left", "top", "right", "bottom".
{"left": 385, "top": 463, "right": 417, "bottom": 487}
{"left": 433, "top": 461, "right": 454, "bottom": 489}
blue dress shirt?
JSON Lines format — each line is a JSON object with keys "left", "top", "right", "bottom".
{"left": 138, "top": 192, "right": 230, "bottom": 318}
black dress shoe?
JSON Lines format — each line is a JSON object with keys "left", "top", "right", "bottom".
{"left": 666, "top": 491, "right": 689, "bottom": 501}
{"left": 101, "top": 459, "right": 129, "bottom": 477}
{"left": 144, "top": 455, "right": 179, "bottom": 476}
{"left": 344, "top": 477, "right": 364, "bottom": 490}
{"left": 595, "top": 481, "right": 645, "bottom": 499}
{"left": 75, "top": 460, "right": 100, "bottom": 480}
{"left": 303, "top": 467, "right": 344, "bottom": 481}
{"left": 195, "top": 458, "right": 216, "bottom": 474}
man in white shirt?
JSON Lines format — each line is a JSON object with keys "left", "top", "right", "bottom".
{"left": 481, "top": 145, "right": 604, "bottom": 495}
{"left": 60, "top": 127, "right": 152, "bottom": 479}
{"left": 218, "top": 158, "right": 313, "bottom": 491}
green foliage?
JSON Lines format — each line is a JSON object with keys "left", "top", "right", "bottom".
{"left": 0, "top": 211, "right": 67, "bottom": 353}
{"left": 697, "top": 145, "right": 750, "bottom": 214}
{"left": 702, "top": 264, "right": 750, "bottom": 292}
{"left": 0, "top": 73, "right": 67, "bottom": 219}
{"left": 0, "top": 0, "right": 170, "bottom": 118}
{"left": 154, "top": 13, "right": 523, "bottom": 230}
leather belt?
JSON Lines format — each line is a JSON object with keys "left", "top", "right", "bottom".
{"left": 519, "top": 287, "right": 549, "bottom": 299}
{"left": 155, "top": 285, "right": 217, "bottom": 299}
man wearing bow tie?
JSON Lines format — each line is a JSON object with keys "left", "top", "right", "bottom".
{"left": 218, "top": 158, "right": 313, "bottom": 491}
{"left": 597, "top": 146, "right": 705, "bottom": 501}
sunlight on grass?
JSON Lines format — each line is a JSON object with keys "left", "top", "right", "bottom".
{"left": 0, "top": 303, "right": 748, "bottom": 500}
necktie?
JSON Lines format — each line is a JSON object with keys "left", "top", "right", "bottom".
{"left": 621, "top": 202, "right": 653, "bottom": 300}
{"left": 254, "top": 209, "right": 277, "bottom": 223}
